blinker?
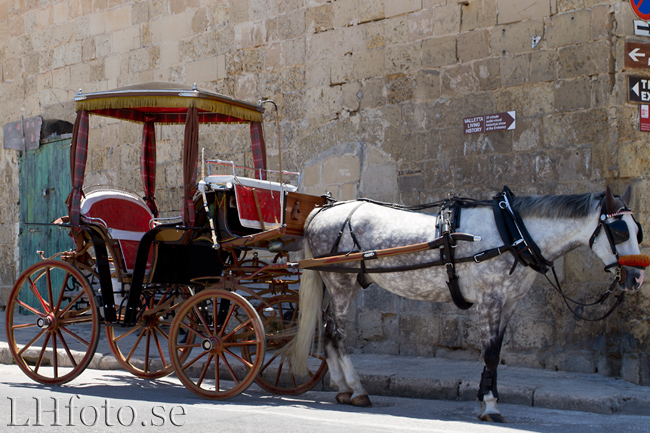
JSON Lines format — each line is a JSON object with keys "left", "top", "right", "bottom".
{"left": 605, "top": 219, "right": 643, "bottom": 245}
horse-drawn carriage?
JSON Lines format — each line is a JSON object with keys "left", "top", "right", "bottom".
{"left": 6, "top": 82, "right": 649, "bottom": 422}
{"left": 5, "top": 82, "right": 327, "bottom": 399}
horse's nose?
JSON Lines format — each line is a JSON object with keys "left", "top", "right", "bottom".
{"left": 635, "top": 272, "right": 644, "bottom": 289}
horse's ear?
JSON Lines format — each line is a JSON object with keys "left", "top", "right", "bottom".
{"left": 621, "top": 186, "right": 632, "bottom": 207}
{"left": 605, "top": 185, "right": 618, "bottom": 214}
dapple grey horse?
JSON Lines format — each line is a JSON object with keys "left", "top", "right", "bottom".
{"left": 290, "top": 186, "right": 646, "bottom": 422}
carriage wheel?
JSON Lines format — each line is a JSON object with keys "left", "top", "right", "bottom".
{"left": 242, "top": 294, "right": 328, "bottom": 395}
{"left": 105, "top": 285, "right": 193, "bottom": 379}
{"left": 168, "top": 289, "right": 265, "bottom": 399}
{"left": 5, "top": 260, "right": 100, "bottom": 385}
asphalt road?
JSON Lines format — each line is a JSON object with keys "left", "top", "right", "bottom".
{"left": 1, "top": 364, "right": 648, "bottom": 433}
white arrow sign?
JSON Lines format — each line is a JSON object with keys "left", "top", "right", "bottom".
{"left": 629, "top": 47, "right": 646, "bottom": 63}
{"left": 634, "top": 82, "right": 640, "bottom": 97}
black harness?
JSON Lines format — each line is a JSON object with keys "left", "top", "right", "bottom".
{"left": 314, "top": 186, "right": 642, "bottom": 318}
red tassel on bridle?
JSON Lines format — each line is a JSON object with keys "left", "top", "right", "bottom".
{"left": 618, "top": 254, "right": 650, "bottom": 268}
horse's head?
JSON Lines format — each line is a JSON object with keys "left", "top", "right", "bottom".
{"left": 589, "top": 186, "right": 649, "bottom": 292}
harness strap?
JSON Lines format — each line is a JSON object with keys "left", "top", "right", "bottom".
{"left": 493, "top": 186, "right": 553, "bottom": 275}
{"left": 329, "top": 202, "right": 372, "bottom": 288}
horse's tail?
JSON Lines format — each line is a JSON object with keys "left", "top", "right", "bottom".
{"left": 289, "top": 237, "right": 324, "bottom": 376}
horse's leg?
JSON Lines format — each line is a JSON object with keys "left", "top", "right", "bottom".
{"left": 321, "top": 276, "right": 371, "bottom": 407}
{"left": 476, "top": 295, "right": 518, "bottom": 423}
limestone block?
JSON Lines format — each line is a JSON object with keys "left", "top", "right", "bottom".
{"left": 408, "top": 9, "right": 433, "bottom": 41}
{"left": 151, "top": 13, "right": 192, "bottom": 45}
{"left": 385, "top": 73, "right": 414, "bottom": 104}
{"left": 229, "top": 0, "right": 249, "bottom": 24}
{"left": 384, "top": 15, "right": 409, "bottom": 46}
{"left": 330, "top": 54, "right": 353, "bottom": 85}
{"left": 385, "top": 42, "right": 421, "bottom": 75}
{"left": 619, "top": 141, "right": 650, "bottom": 178}
{"left": 554, "top": 78, "right": 590, "bottom": 112}
{"left": 279, "top": 9, "right": 305, "bottom": 40}
{"left": 558, "top": 41, "right": 609, "bottom": 79}
{"left": 322, "top": 154, "right": 360, "bottom": 184}
{"left": 364, "top": 20, "right": 385, "bottom": 49}
{"left": 113, "top": 26, "right": 140, "bottom": 53}
{"left": 283, "top": 37, "right": 306, "bottom": 66}
{"left": 105, "top": 6, "right": 131, "bottom": 33}
{"left": 460, "top": 0, "right": 497, "bottom": 32}
{"left": 307, "top": 26, "right": 365, "bottom": 61}
{"left": 333, "top": 0, "right": 359, "bottom": 27}
{"left": 353, "top": 49, "right": 384, "bottom": 80}
{"left": 421, "top": 35, "right": 456, "bottom": 68}
{"left": 360, "top": 0, "right": 384, "bottom": 23}
{"left": 530, "top": 49, "right": 557, "bottom": 84}
{"left": 398, "top": 312, "right": 440, "bottom": 357}
{"left": 497, "top": 0, "right": 550, "bottom": 25}
{"left": 338, "top": 182, "right": 359, "bottom": 200}
{"left": 491, "top": 19, "right": 544, "bottom": 55}
{"left": 186, "top": 56, "right": 220, "bottom": 85}
{"left": 441, "top": 64, "right": 479, "bottom": 97}
{"left": 500, "top": 53, "right": 530, "bottom": 87}
{"left": 473, "top": 57, "right": 501, "bottom": 91}
{"left": 457, "top": 29, "right": 490, "bottom": 63}
{"left": 544, "top": 10, "right": 591, "bottom": 48}
{"left": 414, "top": 69, "right": 440, "bottom": 101}
{"left": 432, "top": 4, "right": 461, "bottom": 36}
{"left": 306, "top": 3, "right": 333, "bottom": 33}
{"left": 359, "top": 77, "right": 387, "bottom": 109}
{"left": 385, "top": 0, "right": 422, "bottom": 18}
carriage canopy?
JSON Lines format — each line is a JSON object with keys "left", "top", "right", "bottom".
{"left": 68, "top": 82, "right": 267, "bottom": 229}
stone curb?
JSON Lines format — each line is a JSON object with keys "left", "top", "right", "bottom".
{"left": 2, "top": 340, "right": 648, "bottom": 416}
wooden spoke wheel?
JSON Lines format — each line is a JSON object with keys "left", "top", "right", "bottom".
{"left": 168, "top": 289, "right": 265, "bottom": 399}
{"left": 105, "top": 285, "right": 193, "bottom": 379}
{"left": 243, "top": 294, "right": 328, "bottom": 395}
{"left": 5, "top": 260, "right": 100, "bottom": 385}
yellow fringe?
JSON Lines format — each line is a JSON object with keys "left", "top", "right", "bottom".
{"left": 76, "top": 95, "right": 262, "bottom": 123}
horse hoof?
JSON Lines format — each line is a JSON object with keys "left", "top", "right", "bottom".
{"left": 479, "top": 413, "right": 506, "bottom": 423}
{"left": 350, "top": 395, "right": 372, "bottom": 407}
{"left": 335, "top": 392, "right": 353, "bottom": 404}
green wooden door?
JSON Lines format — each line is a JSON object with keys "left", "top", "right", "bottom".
{"left": 18, "top": 136, "right": 73, "bottom": 309}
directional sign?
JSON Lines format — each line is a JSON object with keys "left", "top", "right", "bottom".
{"left": 628, "top": 75, "right": 650, "bottom": 102}
{"left": 634, "top": 20, "right": 650, "bottom": 36}
{"left": 630, "top": 0, "right": 650, "bottom": 20}
{"left": 625, "top": 42, "right": 650, "bottom": 68}
{"left": 463, "top": 112, "right": 516, "bottom": 134}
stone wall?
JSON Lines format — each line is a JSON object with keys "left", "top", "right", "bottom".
{"left": 1, "top": 0, "right": 649, "bottom": 384}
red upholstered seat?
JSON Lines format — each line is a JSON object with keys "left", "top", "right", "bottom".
{"left": 80, "top": 189, "right": 153, "bottom": 272}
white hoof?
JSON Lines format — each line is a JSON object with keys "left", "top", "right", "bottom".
{"left": 477, "top": 392, "right": 505, "bottom": 423}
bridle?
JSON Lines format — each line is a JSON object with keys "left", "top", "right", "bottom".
{"left": 548, "top": 198, "right": 645, "bottom": 321}
{"left": 588, "top": 200, "right": 644, "bottom": 279}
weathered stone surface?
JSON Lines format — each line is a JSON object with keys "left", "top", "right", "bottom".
{"left": 2, "top": 0, "right": 649, "bottom": 387}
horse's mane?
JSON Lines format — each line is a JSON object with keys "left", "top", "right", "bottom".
{"left": 511, "top": 193, "right": 603, "bottom": 219}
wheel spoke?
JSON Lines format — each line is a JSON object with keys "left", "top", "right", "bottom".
{"left": 217, "top": 300, "right": 235, "bottom": 337}
{"left": 112, "top": 325, "right": 141, "bottom": 342}
{"left": 223, "top": 347, "right": 253, "bottom": 369}
{"left": 219, "top": 353, "right": 240, "bottom": 384}
{"left": 27, "top": 276, "right": 50, "bottom": 313}
{"left": 55, "top": 329, "right": 78, "bottom": 368}
{"left": 181, "top": 350, "right": 209, "bottom": 371}
{"left": 151, "top": 327, "right": 167, "bottom": 366}
{"left": 17, "top": 328, "right": 47, "bottom": 356}
{"left": 59, "top": 325, "right": 91, "bottom": 347}
{"left": 34, "top": 333, "right": 52, "bottom": 374}
{"left": 196, "top": 353, "right": 213, "bottom": 387}
{"left": 15, "top": 298, "right": 46, "bottom": 317}
{"left": 191, "top": 304, "right": 212, "bottom": 337}
{"left": 126, "top": 328, "right": 146, "bottom": 362}
{"left": 54, "top": 272, "right": 70, "bottom": 312}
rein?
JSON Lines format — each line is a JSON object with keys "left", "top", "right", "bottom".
{"left": 543, "top": 267, "right": 626, "bottom": 322}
